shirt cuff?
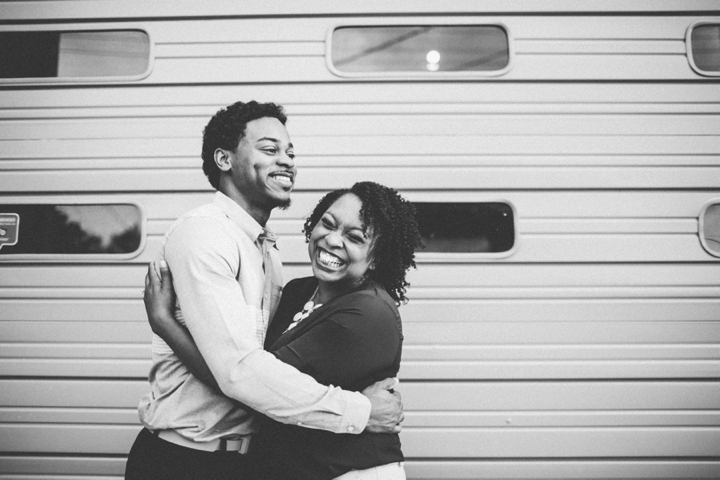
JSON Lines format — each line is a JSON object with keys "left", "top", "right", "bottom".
{"left": 339, "top": 389, "right": 371, "bottom": 434}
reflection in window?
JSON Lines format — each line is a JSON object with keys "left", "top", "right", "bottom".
{"left": 415, "top": 203, "right": 514, "bottom": 253}
{"left": 702, "top": 204, "right": 720, "bottom": 255}
{"left": 0, "top": 30, "right": 150, "bottom": 79}
{"left": 331, "top": 25, "right": 509, "bottom": 73}
{"left": 690, "top": 24, "right": 720, "bottom": 73}
{"left": 0, "top": 204, "right": 142, "bottom": 255}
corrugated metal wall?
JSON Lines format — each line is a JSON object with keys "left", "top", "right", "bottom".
{"left": 1, "top": 2, "right": 719, "bottom": 478}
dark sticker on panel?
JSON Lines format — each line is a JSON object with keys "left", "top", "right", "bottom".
{"left": 0, "top": 213, "right": 19, "bottom": 249}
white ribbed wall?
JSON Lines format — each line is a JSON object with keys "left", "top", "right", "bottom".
{"left": 1, "top": 2, "right": 719, "bottom": 478}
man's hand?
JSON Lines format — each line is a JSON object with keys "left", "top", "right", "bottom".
{"left": 361, "top": 377, "right": 404, "bottom": 433}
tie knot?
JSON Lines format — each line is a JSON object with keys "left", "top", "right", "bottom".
{"left": 258, "top": 229, "right": 277, "bottom": 248}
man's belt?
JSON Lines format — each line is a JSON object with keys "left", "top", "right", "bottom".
{"left": 154, "top": 429, "right": 251, "bottom": 454}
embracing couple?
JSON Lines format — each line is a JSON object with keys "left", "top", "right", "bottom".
{"left": 125, "top": 101, "right": 423, "bottom": 480}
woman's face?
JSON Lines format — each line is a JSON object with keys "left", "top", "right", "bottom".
{"left": 308, "top": 193, "right": 374, "bottom": 291}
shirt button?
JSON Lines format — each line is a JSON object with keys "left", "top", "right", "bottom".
{"left": 347, "top": 425, "right": 355, "bottom": 432}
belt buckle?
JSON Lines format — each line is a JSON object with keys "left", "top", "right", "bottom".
{"left": 219, "top": 436, "right": 250, "bottom": 454}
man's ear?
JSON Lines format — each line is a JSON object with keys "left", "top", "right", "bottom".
{"left": 214, "top": 148, "right": 232, "bottom": 172}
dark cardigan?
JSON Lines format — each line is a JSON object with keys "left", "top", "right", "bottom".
{"left": 249, "top": 276, "right": 404, "bottom": 480}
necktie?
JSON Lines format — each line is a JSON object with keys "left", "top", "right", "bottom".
{"left": 257, "top": 229, "right": 277, "bottom": 345}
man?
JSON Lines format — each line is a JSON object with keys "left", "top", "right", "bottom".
{"left": 125, "top": 101, "right": 403, "bottom": 479}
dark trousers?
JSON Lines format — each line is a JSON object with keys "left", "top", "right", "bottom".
{"left": 125, "top": 428, "right": 251, "bottom": 480}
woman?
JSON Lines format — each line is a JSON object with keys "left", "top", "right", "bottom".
{"left": 144, "top": 181, "right": 423, "bottom": 479}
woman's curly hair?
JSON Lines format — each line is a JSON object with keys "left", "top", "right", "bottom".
{"left": 303, "top": 181, "right": 424, "bottom": 304}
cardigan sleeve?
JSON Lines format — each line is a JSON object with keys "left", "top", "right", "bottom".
{"left": 272, "top": 293, "right": 401, "bottom": 390}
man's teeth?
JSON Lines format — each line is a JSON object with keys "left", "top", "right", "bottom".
{"left": 272, "top": 175, "right": 292, "bottom": 187}
{"left": 319, "top": 250, "right": 343, "bottom": 267}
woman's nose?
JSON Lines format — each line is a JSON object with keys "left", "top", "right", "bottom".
{"left": 325, "top": 229, "right": 343, "bottom": 247}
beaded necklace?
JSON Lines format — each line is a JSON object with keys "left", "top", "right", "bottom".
{"left": 284, "top": 286, "right": 322, "bottom": 333}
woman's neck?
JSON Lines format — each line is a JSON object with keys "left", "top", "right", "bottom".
{"left": 316, "top": 278, "right": 365, "bottom": 305}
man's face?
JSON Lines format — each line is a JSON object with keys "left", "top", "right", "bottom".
{"left": 225, "top": 117, "right": 296, "bottom": 212}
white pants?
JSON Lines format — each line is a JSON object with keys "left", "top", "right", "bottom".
{"left": 334, "top": 462, "right": 405, "bottom": 480}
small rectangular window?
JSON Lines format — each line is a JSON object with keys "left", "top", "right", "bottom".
{"left": 0, "top": 29, "right": 151, "bottom": 81}
{"left": 0, "top": 204, "right": 143, "bottom": 257}
{"left": 329, "top": 25, "right": 510, "bottom": 77}
{"left": 687, "top": 22, "right": 720, "bottom": 76}
{"left": 414, "top": 202, "right": 515, "bottom": 254}
{"left": 700, "top": 201, "right": 720, "bottom": 257}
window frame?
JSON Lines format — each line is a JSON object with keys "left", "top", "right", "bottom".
{"left": 408, "top": 194, "right": 519, "bottom": 262}
{"left": 0, "top": 197, "right": 147, "bottom": 262}
{"left": 0, "top": 23, "right": 154, "bottom": 84}
{"left": 686, "top": 20, "right": 720, "bottom": 77}
{"left": 699, "top": 198, "right": 720, "bottom": 258}
{"left": 325, "top": 19, "right": 514, "bottom": 79}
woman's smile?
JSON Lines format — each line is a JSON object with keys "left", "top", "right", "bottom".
{"left": 317, "top": 248, "right": 345, "bottom": 269}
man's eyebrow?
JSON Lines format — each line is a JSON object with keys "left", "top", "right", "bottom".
{"left": 256, "top": 138, "right": 293, "bottom": 149}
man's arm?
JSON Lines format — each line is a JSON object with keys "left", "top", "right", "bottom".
{"left": 164, "top": 218, "right": 401, "bottom": 434}
{"left": 146, "top": 257, "right": 402, "bottom": 432}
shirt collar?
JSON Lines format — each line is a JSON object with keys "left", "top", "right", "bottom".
{"left": 212, "top": 191, "right": 271, "bottom": 243}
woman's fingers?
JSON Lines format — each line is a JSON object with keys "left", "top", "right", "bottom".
{"left": 145, "top": 262, "right": 153, "bottom": 288}
{"left": 143, "top": 262, "right": 153, "bottom": 299}
{"left": 144, "top": 261, "right": 162, "bottom": 300}
{"left": 144, "top": 260, "right": 174, "bottom": 302}
{"left": 150, "top": 261, "right": 164, "bottom": 286}
{"left": 159, "top": 260, "right": 172, "bottom": 287}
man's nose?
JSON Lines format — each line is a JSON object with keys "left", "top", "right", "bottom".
{"left": 277, "top": 152, "right": 295, "bottom": 168}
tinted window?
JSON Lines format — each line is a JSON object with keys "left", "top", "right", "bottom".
{"left": 689, "top": 23, "right": 720, "bottom": 73}
{"left": 331, "top": 25, "right": 509, "bottom": 73}
{"left": 0, "top": 30, "right": 150, "bottom": 79}
{"left": 701, "top": 203, "right": 720, "bottom": 256}
{"left": 414, "top": 202, "right": 514, "bottom": 253}
{"left": 0, "top": 204, "right": 142, "bottom": 255}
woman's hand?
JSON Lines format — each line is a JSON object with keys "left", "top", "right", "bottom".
{"left": 143, "top": 260, "right": 220, "bottom": 391}
{"left": 143, "top": 260, "right": 178, "bottom": 337}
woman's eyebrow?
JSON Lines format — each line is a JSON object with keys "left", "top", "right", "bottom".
{"left": 349, "top": 225, "right": 368, "bottom": 237}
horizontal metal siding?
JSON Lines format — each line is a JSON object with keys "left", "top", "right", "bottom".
{"left": 1, "top": 0, "right": 719, "bottom": 19}
{"left": 1, "top": 379, "right": 719, "bottom": 478}
{"left": 3, "top": 191, "right": 717, "bottom": 263}
{"left": 1, "top": 3, "right": 719, "bottom": 479}
{"left": 1, "top": 15, "right": 717, "bottom": 83}
{"left": 2, "top": 86, "right": 720, "bottom": 194}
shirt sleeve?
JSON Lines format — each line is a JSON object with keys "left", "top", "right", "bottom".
{"left": 272, "top": 294, "right": 402, "bottom": 389}
{"left": 164, "top": 217, "right": 370, "bottom": 434}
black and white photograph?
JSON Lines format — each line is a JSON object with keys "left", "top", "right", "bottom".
{"left": 1, "top": 1, "right": 719, "bottom": 479}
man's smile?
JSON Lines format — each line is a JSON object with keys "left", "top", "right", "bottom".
{"left": 269, "top": 171, "right": 294, "bottom": 188}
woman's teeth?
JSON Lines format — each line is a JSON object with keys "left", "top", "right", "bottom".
{"left": 319, "top": 250, "right": 343, "bottom": 267}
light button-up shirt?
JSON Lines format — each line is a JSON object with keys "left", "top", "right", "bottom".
{"left": 138, "top": 192, "right": 370, "bottom": 442}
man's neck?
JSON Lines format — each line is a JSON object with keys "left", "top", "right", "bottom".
{"left": 218, "top": 186, "right": 271, "bottom": 227}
